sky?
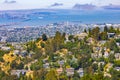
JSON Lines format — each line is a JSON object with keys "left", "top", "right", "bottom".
{"left": 0, "top": 0, "right": 120, "bottom": 10}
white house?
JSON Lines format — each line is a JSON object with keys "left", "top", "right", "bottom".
{"left": 77, "top": 68, "right": 84, "bottom": 77}
{"left": 66, "top": 68, "right": 74, "bottom": 76}
{"left": 115, "top": 53, "right": 120, "bottom": 60}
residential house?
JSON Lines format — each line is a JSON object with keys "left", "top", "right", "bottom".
{"left": 104, "top": 51, "right": 110, "bottom": 58}
{"left": 65, "top": 35, "right": 69, "bottom": 43}
{"left": 115, "top": 53, "right": 120, "bottom": 60}
{"left": 11, "top": 70, "right": 28, "bottom": 78}
{"left": 107, "top": 33, "right": 115, "bottom": 38}
{"left": 75, "top": 33, "right": 88, "bottom": 40}
{"left": 116, "top": 42, "right": 120, "bottom": 47}
{"left": 110, "top": 51, "right": 114, "bottom": 54}
{"left": 87, "top": 38, "right": 95, "bottom": 44}
{"left": 43, "top": 63, "right": 50, "bottom": 69}
{"left": 114, "top": 67, "right": 120, "bottom": 71}
{"left": 68, "top": 51, "right": 73, "bottom": 55}
{"left": 91, "top": 53, "right": 98, "bottom": 59}
{"left": 99, "top": 41, "right": 106, "bottom": 45}
{"left": 13, "top": 50, "right": 20, "bottom": 55}
{"left": 1, "top": 46, "right": 11, "bottom": 51}
{"left": 20, "top": 50, "right": 27, "bottom": 57}
{"left": 77, "top": 68, "right": 84, "bottom": 77}
{"left": 98, "top": 62, "right": 105, "bottom": 66}
{"left": 56, "top": 68, "right": 63, "bottom": 75}
{"left": 115, "top": 35, "right": 120, "bottom": 39}
{"left": 66, "top": 68, "right": 74, "bottom": 76}
{"left": 58, "top": 60, "right": 64, "bottom": 66}
{"left": 104, "top": 72, "right": 111, "bottom": 77}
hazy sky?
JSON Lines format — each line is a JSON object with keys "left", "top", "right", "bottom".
{"left": 0, "top": 0, "right": 120, "bottom": 10}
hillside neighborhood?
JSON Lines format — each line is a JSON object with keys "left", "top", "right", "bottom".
{"left": 0, "top": 25, "right": 120, "bottom": 80}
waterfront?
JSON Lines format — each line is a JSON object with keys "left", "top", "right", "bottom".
{"left": 0, "top": 9, "right": 120, "bottom": 27}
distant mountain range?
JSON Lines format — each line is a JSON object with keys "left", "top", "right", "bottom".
{"left": 73, "top": 4, "right": 97, "bottom": 10}
{"left": 50, "top": 3, "right": 63, "bottom": 7}
{"left": 73, "top": 4, "right": 120, "bottom": 10}
{"left": 4, "top": 0, "right": 16, "bottom": 4}
{"left": 102, "top": 4, "right": 120, "bottom": 10}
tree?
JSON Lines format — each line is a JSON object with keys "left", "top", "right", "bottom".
{"left": 110, "top": 68, "right": 120, "bottom": 80}
{"left": 59, "top": 73, "right": 68, "bottom": 80}
{"left": 81, "top": 74, "right": 93, "bottom": 80}
{"left": 108, "top": 54, "right": 115, "bottom": 63}
{"left": 114, "top": 60, "right": 120, "bottom": 67}
{"left": 78, "top": 54, "right": 92, "bottom": 68}
{"left": 108, "top": 26, "right": 115, "bottom": 33}
{"left": 45, "top": 69, "right": 58, "bottom": 80}
{"left": 42, "top": 34, "right": 48, "bottom": 41}
{"left": 100, "top": 32, "right": 108, "bottom": 40}
{"left": 81, "top": 72, "right": 104, "bottom": 80}
{"left": 26, "top": 41, "right": 37, "bottom": 52}
{"left": 33, "top": 68, "right": 46, "bottom": 80}
{"left": 0, "top": 69, "right": 5, "bottom": 79}
{"left": 92, "top": 63, "right": 98, "bottom": 72}
{"left": 10, "top": 61, "right": 24, "bottom": 69}
{"left": 99, "top": 63, "right": 104, "bottom": 71}
{"left": 88, "top": 28, "right": 92, "bottom": 37}
{"left": 30, "top": 59, "right": 43, "bottom": 70}
{"left": 116, "top": 28, "right": 120, "bottom": 35}
{"left": 104, "top": 39, "right": 119, "bottom": 53}
{"left": 68, "top": 35, "right": 74, "bottom": 41}
{"left": 116, "top": 38, "right": 120, "bottom": 43}
{"left": 36, "top": 38, "right": 41, "bottom": 42}
{"left": 104, "top": 26, "right": 108, "bottom": 32}
{"left": 62, "top": 32, "right": 66, "bottom": 41}
{"left": 84, "top": 29, "right": 87, "bottom": 33}
{"left": 71, "top": 62, "right": 79, "bottom": 69}
{"left": 94, "top": 72, "right": 104, "bottom": 80}
{"left": 53, "top": 31, "right": 64, "bottom": 51}
{"left": 91, "top": 27, "right": 100, "bottom": 40}
{"left": 73, "top": 71, "right": 80, "bottom": 80}
{"left": 41, "top": 42, "right": 45, "bottom": 48}
{"left": 45, "top": 39, "right": 54, "bottom": 56}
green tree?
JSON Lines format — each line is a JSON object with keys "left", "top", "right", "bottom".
{"left": 88, "top": 28, "right": 92, "bottom": 37}
{"left": 33, "top": 68, "right": 46, "bottom": 80}
{"left": 110, "top": 68, "right": 120, "bottom": 80}
{"left": 116, "top": 28, "right": 120, "bottom": 35}
{"left": 68, "top": 35, "right": 74, "bottom": 41}
{"left": 100, "top": 32, "right": 108, "bottom": 40}
{"left": 73, "top": 71, "right": 80, "bottom": 80}
{"left": 105, "top": 39, "right": 119, "bottom": 53}
{"left": 53, "top": 31, "right": 64, "bottom": 51}
{"left": 108, "top": 26, "right": 115, "bottom": 33}
{"left": 92, "top": 63, "right": 98, "bottom": 72}
{"left": 45, "top": 69, "right": 58, "bottom": 80}
{"left": 59, "top": 73, "right": 68, "bottom": 80}
{"left": 104, "top": 26, "right": 108, "bottom": 32}
{"left": 42, "top": 34, "right": 48, "bottom": 41}
{"left": 108, "top": 54, "right": 115, "bottom": 63}
{"left": 0, "top": 69, "right": 5, "bottom": 79}
{"left": 30, "top": 59, "right": 43, "bottom": 70}
{"left": 84, "top": 29, "right": 87, "bottom": 33}
{"left": 41, "top": 42, "right": 45, "bottom": 48}
{"left": 91, "top": 27, "right": 100, "bottom": 40}
{"left": 114, "top": 60, "right": 120, "bottom": 67}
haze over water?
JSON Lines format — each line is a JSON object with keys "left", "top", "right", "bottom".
{"left": 0, "top": 9, "right": 120, "bottom": 27}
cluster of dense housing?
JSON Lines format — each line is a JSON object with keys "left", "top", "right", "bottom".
{"left": 0, "top": 23, "right": 119, "bottom": 42}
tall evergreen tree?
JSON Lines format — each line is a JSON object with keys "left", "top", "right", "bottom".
{"left": 42, "top": 34, "right": 48, "bottom": 41}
